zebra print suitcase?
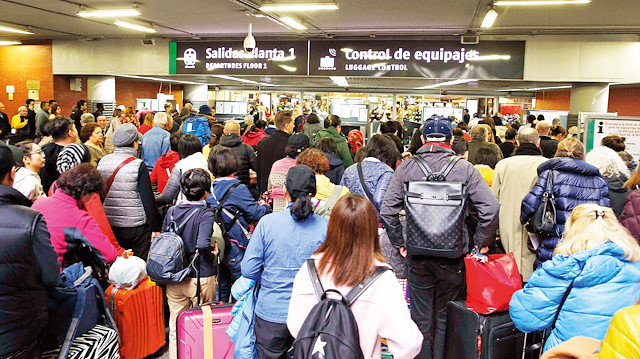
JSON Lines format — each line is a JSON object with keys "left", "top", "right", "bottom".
{"left": 41, "top": 325, "right": 120, "bottom": 359}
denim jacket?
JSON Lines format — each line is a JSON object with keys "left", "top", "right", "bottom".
{"left": 241, "top": 204, "right": 328, "bottom": 324}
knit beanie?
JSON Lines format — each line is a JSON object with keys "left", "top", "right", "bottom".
{"left": 57, "top": 143, "right": 90, "bottom": 174}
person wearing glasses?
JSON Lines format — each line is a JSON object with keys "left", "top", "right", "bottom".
{"left": 13, "top": 142, "right": 46, "bottom": 202}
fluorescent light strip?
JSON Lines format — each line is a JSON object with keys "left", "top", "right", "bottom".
{"left": 468, "top": 55, "right": 511, "bottom": 61}
{"left": 78, "top": 9, "right": 141, "bottom": 18}
{"left": 415, "top": 79, "right": 475, "bottom": 90}
{"left": 610, "top": 82, "right": 638, "bottom": 86}
{"left": 497, "top": 85, "right": 572, "bottom": 91}
{"left": 494, "top": 0, "right": 590, "bottom": 5}
{"left": 279, "top": 16, "right": 307, "bottom": 30}
{"left": 260, "top": 3, "right": 338, "bottom": 11}
{"left": 0, "top": 24, "right": 33, "bottom": 35}
{"left": 114, "top": 19, "right": 156, "bottom": 33}
{"left": 330, "top": 76, "right": 349, "bottom": 87}
{"left": 481, "top": 9, "right": 498, "bottom": 28}
{"left": 0, "top": 41, "right": 21, "bottom": 46}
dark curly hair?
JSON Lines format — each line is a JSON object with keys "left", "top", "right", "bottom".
{"left": 180, "top": 168, "right": 211, "bottom": 201}
{"left": 56, "top": 163, "right": 104, "bottom": 200}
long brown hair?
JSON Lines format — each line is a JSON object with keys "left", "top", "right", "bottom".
{"left": 314, "top": 194, "right": 386, "bottom": 286}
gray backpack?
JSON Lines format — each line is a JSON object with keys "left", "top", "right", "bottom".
{"left": 314, "top": 185, "right": 345, "bottom": 219}
{"left": 147, "top": 208, "right": 200, "bottom": 284}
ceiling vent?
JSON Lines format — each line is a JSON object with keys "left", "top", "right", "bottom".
{"left": 141, "top": 38, "right": 156, "bottom": 46}
{"left": 460, "top": 35, "right": 479, "bottom": 45}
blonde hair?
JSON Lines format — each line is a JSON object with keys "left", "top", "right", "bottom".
{"left": 555, "top": 137, "right": 585, "bottom": 160}
{"left": 143, "top": 113, "right": 154, "bottom": 126}
{"left": 555, "top": 204, "right": 640, "bottom": 261}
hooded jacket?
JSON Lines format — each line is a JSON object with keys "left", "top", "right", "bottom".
{"left": 381, "top": 144, "right": 500, "bottom": 251}
{"left": 324, "top": 151, "right": 345, "bottom": 185}
{"left": 314, "top": 127, "right": 354, "bottom": 168}
{"left": 521, "top": 157, "right": 610, "bottom": 264}
{"left": 217, "top": 134, "right": 257, "bottom": 186}
{"left": 605, "top": 175, "right": 630, "bottom": 217}
{"left": 242, "top": 129, "right": 267, "bottom": 148}
{"left": 509, "top": 242, "right": 640, "bottom": 352}
{"left": 619, "top": 189, "right": 640, "bottom": 243}
{"left": 0, "top": 185, "right": 60, "bottom": 357}
{"left": 150, "top": 150, "right": 180, "bottom": 193}
{"left": 340, "top": 157, "right": 394, "bottom": 216}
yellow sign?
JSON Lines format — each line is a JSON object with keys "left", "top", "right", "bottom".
{"left": 26, "top": 80, "right": 40, "bottom": 90}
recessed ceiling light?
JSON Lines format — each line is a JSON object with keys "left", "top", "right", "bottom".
{"left": 481, "top": 8, "right": 498, "bottom": 28}
{"left": 415, "top": 79, "right": 475, "bottom": 90}
{"left": 260, "top": 3, "right": 339, "bottom": 11}
{"left": 497, "top": 85, "right": 572, "bottom": 91}
{"left": 0, "top": 24, "right": 33, "bottom": 35}
{"left": 0, "top": 40, "right": 21, "bottom": 46}
{"left": 78, "top": 9, "right": 141, "bottom": 17}
{"left": 279, "top": 16, "right": 307, "bottom": 30}
{"left": 494, "top": 0, "right": 590, "bottom": 5}
{"left": 114, "top": 19, "right": 156, "bottom": 33}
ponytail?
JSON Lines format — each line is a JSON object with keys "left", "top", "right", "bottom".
{"left": 291, "top": 193, "right": 314, "bottom": 221}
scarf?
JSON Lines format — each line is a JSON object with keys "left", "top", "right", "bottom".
{"left": 514, "top": 143, "right": 543, "bottom": 156}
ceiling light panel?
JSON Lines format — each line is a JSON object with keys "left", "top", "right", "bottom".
{"left": 330, "top": 76, "right": 349, "bottom": 87}
{"left": 481, "top": 9, "right": 498, "bottom": 28}
{"left": 114, "top": 19, "right": 156, "bottom": 33}
{"left": 494, "top": 0, "right": 590, "bottom": 5}
{"left": 279, "top": 16, "right": 308, "bottom": 30}
{"left": 260, "top": 3, "right": 339, "bottom": 11}
{"left": 0, "top": 41, "right": 21, "bottom": 46}
{"left": 415, "top": 79, "right": 475, "bottom": 90}
{"left": 77, "top": 9, "right": 141, "bottom": 18}
{"left": 0, "top": 24, "right": 33, "bottom": 35}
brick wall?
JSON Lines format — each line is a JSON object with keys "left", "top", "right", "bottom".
{"left": 53, "top": 75, "right": 89, "bottom": 116}
{"left": 115, "top": 78, "right": 183, "bottom": 109}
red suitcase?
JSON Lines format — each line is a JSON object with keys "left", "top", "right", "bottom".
{"left": 177, "top": 303, "right": 235, "bottom": 358}
{"left": 105, "top": 277, "right": 166, "bottom": 359}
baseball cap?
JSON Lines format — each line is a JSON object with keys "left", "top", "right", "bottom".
{"left": 285, "top": 165, "right": 316, "bottom": 199}
{"left": 287, "top": 133, "right": 310, "bottom": 150}
{"left": 423, "top": 116, "right": 453, "bottom": 141}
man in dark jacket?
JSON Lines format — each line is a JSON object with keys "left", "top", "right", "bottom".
{"left": 468, "top": 124, "right": 504, "bottom": 165}
{"left": 25, "top": 99, "right": 37, "bottom": 139}
{"left": 498, "top": 127, "right": 517, "bottom": 158}
{"left": 216, "top": 120, "right": 256, "bottom": 187}
{"left": 256, "top": 110, "right": 294, "bottom": 193}
{"left": 70, "top": 100, "right": 87, "bottom": 131}
{"left": 0, "top": 101, "right": 9, "bottom": 141}
{"left": 537, "top": 121, "right": 559, "bottom": 158}
{"left": 380, "top": 117, "right": 499, "bottom": 359}
{"left": 0, "top": 143, "right": 60, "bottom": 358}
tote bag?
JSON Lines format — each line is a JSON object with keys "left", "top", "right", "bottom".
{"left": 465, "top": 253, "right": 522, "bottom": 314}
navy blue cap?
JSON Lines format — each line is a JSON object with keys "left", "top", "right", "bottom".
{"left": 423, "top": 116, "right": 453, "bottom": 141}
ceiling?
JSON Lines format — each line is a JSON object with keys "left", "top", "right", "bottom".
{"left": 2, "top": 0, "right": 639, "bottom": 93}
{"left": 2, "top": 0, "right": 640, "bottom": 40}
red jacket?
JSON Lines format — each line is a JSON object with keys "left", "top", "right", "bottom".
{"left": 242, "top": 129, "right": 267, "bottom": 148}
{"left": 32, "top": 190, "right": 118, "bottom": 268}
{"left": 150, "top": 150, "right": 180, "bottom": 192}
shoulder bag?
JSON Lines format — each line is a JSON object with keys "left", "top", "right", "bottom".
{"left": 526, "top": 170, "right": 557, "bottom": 236}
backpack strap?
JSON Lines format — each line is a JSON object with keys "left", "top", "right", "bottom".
{"left": 326, "top": 185, "right": 344, "bottom": 208}
{"left": 357, "top": 162, "right": 376, "bottom": 205}
{"left": 57, "top": 285, "right": 87, "bottom": 359}
{"left": 105, "top": 157, "right": 136, "bottom": 197}
{"left": 174, "top": 208, "right": 200, "bottom": 232}
{"left": 306, "top": 259, "right": 325, "bottom": 302}
{"left": 215, "top": 182, "right": 242, "bottom": 208}
{"left": 412, "top": 156, "right": 434, "bottom": 178}
{"left": 438, "top": 155, "right": 462, "bottom": 179}
{"left": 345, "top": 266, "right": 391, "bottom": 307}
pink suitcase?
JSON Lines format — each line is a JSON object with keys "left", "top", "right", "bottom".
{"left": 177, "top": 303, "right": 235, "bottom": 358}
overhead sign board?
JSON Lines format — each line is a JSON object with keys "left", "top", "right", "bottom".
{"left": 170, "top": 41, "right": 309, "bottom": 75}
{"left": 308, "top": 40, "right": 525, "bottom": 79}
{"left": 170, "top": 40, "right": 525, "bottom": 79}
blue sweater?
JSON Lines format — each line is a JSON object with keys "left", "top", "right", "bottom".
{"left": 241, "top": 205, "right": 328, "bottom": 324}
{"left": 340, "top": 158, "right": 394, "bottom": 216}
{"left": 509, "top": 242, "right": 640, "bottom": 352}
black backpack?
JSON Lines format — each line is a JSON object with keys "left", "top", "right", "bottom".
{"left": 290, "top": 259, "right": 390, "bottom": 359}
{"left": 403, "top": 155, "right": 469, "bottom": 258}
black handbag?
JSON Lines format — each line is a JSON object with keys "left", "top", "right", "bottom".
{"left": 526, "top": 170, "right": 557, "bottom": 236}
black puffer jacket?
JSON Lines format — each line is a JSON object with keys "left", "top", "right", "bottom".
{"left": 0, "top": 185, "right": 59, "bottom": 356}
{"left": 217, "top": 134, "right": 256, "bottom": 186}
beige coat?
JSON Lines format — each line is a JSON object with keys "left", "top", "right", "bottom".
{"left": 491, "top": 154, "right": 547, "bottom": 281}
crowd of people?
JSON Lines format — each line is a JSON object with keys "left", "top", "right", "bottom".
{"left": 0, "top": 97, "right": 639, "bottom": 359}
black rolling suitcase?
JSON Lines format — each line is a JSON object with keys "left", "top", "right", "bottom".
{"left": 444, "top": 300, "right": 526, "bottom": 359}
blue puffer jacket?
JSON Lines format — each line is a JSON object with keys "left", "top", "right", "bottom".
{"left": 521, "top": 157, "right": 610, "bottom": 264}
{"left": 509, "top": 242, "right": 640, "bottom": 352}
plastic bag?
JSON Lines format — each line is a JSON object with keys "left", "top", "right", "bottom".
{"left": 465, "top": 252, "right": 522, "bottom": 314}
{"left": 108, "top": 254, "right": 147, "bottom": 290}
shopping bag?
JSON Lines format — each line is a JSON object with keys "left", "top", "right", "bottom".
{"left": 465, "top": 253, "right": 522, "bottom": 314}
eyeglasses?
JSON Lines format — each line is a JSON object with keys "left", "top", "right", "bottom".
{"left": 29, "top": 150, "right": 43, "bottom": 156}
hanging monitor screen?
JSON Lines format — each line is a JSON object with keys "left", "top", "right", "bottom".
{"left": 308, "top": 40, "right": 525, "bottom": 79}
{"left": 170, "top": 41, "right": 309, "bottom": 75}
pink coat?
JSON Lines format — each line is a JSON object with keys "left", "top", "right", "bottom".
{"left": 287, "top": 254, "right": 423, "bottom": 359}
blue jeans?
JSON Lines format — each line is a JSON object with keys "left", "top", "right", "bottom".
{"left": 217, "top": 244, "right": 244, "bottom": 302}
{"left": 409, "top": 255, "right": 465, "bottom": 359}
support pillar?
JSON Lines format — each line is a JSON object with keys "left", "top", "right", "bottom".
{"left": 183, "top": 84, "right": 208, "bottom": 108}
{"left": 569, "top": 83, "right": 610, "bottom": 128}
